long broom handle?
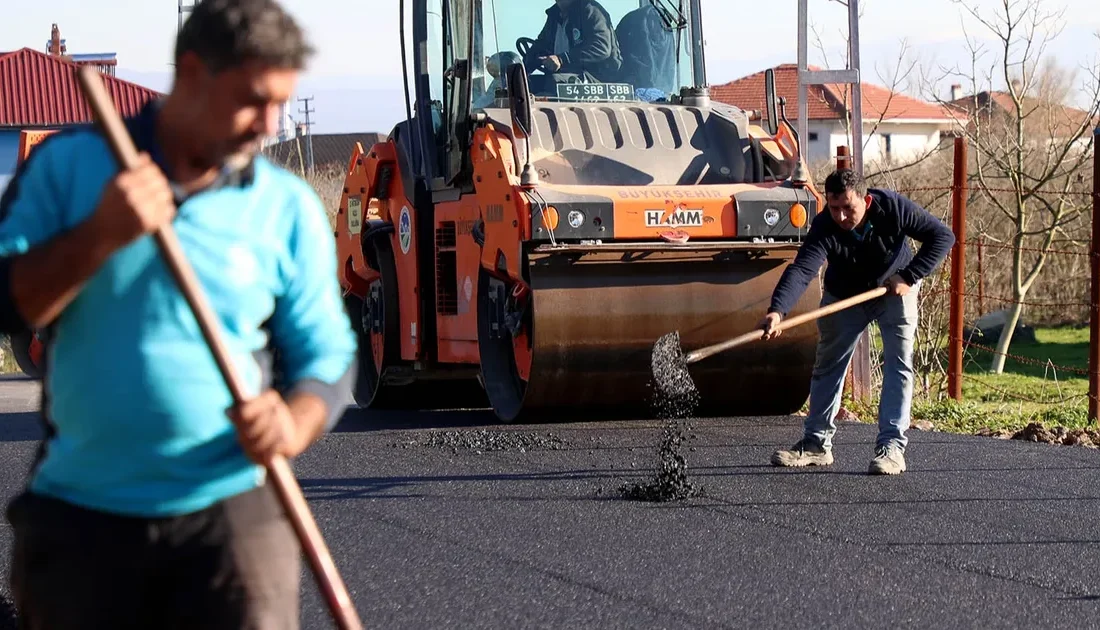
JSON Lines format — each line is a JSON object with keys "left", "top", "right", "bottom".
{"left": 75, "top": 66, "right": 364, "bottom": 630}
{"left": 683, "top": 287, "right": 889, "bottom": 365}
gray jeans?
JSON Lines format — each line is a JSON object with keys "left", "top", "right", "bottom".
{"left": 803, "top": 283, "right": 920, "bottom": 451}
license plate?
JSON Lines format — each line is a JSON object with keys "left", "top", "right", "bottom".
{"left": 556, "top": 82, "right": 636, "bottom": 102}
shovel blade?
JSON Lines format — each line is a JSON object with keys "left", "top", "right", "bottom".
{"left": 650, "top": 331, "right": 700, "bottom": 410}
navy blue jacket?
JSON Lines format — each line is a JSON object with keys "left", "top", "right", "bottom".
{"left": 768, "top": 188, "right": 956, "bottom": 316}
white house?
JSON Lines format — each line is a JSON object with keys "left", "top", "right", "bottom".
{"left": 711, "top": 64, "right": 967, "bottom": 169}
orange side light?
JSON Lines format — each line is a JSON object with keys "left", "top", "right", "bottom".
{"left": 541, "top": 206, "right": 559, "bottom": 231}
{"left": 790, "top": 203, "right": 808, "bottom": 228}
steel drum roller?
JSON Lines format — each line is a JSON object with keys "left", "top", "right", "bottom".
{"left": 480, "top": 244, "right": 825, "bottom": 420}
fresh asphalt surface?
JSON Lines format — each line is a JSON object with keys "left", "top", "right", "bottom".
{"left": 2, "top": 378, "right": 1100, "bottom": 628}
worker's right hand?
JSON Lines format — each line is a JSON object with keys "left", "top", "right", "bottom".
{"left": 90, "top": 153, "right": 176, "bottom": 250}
{"left": 760, "top": 312, "right": 783, "bottom": 340}
{"left": 539, "top": 55, "right": 562, "bottom": 72}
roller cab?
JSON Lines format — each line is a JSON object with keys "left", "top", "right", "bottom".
{"left": 334, "top": 0, "right": 826, "bottom": 421}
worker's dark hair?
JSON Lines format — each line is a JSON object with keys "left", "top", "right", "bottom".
{"left": 174, "top": 0, "right": 314, "bottom": 73}
{"left": 824, "top": 169, "right": 868, "bottom": 198}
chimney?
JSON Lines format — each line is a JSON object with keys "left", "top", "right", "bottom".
{"left": 47, "top": 24, "right": 66, "bottom": 57}
{"left": 950, "top": 84, "right": 961, "bottom": 101}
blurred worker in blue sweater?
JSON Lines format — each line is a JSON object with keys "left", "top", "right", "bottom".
{"left": 0, "top": 0, "right": 356, "bottom": 626}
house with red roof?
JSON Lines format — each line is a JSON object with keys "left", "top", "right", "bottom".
{"left": 711, "top": 64, "right": 967, "bottom": 168}
{"left": 0, "top": 38, "right": 163, "bottom": 193}
{"left": 945, "top": 83, "right": 1097, "bottom": 153}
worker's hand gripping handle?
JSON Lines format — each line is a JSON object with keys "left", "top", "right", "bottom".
{"left": 75, "top": 65, "right": 364, "bottom": 630}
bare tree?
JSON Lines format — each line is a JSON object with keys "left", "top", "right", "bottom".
{"left": 920, "top": 0, "right": 1100, "bottom": 374}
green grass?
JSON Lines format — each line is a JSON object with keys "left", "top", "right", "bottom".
{"left": 0, "top": 336, "right": 20, "bottom": 375}
{"left": 951, "top": 326, "right": 1090, "bottom": 432}
{"left": 848, "top": 326, "right": 1094, "bottom": 435}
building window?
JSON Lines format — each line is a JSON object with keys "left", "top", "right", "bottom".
{"left": 883, "top": 134, "right": 892, "bottom": 155}
{"left": 808, "top": 132, "right": 820, "bottom": 142}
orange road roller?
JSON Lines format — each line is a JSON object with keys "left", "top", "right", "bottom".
{"left": 333, "top": 0, "right": 825, "bottom": 422}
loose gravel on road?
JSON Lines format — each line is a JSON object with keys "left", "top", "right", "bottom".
{"left": 393, "top": 429, "right": 569, "bottom": 454}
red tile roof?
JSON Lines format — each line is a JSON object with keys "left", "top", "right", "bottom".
{"left": 711, "top": 64, "right": 962, "bottom": 123}
{"left": 0, "top": 47, "right": 162, "bottom": 128}
{"left": 948, "top": 91, "right": 1097, "bottom": 139}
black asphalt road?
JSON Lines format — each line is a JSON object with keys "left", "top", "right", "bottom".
{"left": 2, "top": 377, "right": 1100, "bottom": 629}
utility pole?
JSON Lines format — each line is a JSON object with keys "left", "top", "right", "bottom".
{"left": 797, "top": 0, "right": 871, "bottom": 403}
{"left": 297, "top": 96, "right": 316, "bottom": 175}
{"left": 178, "top": 0, "right": 194, "bottom": 34}
{"left": 171, "top": 0, "right": 195, "bottom": 70}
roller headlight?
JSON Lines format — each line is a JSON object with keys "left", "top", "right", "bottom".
{"left": 568, "top": 210, "right": 585, "bottom": 228}
{"left": 764, "top": 207, "right": 780, "bottom": 227}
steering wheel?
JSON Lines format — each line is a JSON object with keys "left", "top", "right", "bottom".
{"left": 516, "top": 37, "right": 536, "bottom": 59}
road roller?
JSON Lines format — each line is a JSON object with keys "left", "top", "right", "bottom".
{"left": 334, "top": 0, "right": 826, "bottom": 421}
{"left": 3, "top": 130, "right": 56, "bottom": 380}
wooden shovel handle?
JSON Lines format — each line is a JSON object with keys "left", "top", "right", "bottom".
{"left": 75, "top": 66, "right": 364, "bottom": 630}
{"left": 684, "top": 287, "right": 889, "bottom": 365}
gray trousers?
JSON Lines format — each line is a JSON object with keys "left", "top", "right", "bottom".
{"left": 6, "top": 483, "right": 300, "bottom": 630}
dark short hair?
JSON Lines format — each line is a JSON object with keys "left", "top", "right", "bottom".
{"left": 175, "top": 0, "right": 314, "bottom": 73}
{"left": 824, "top": 169, "right": 867, "bottom": 198}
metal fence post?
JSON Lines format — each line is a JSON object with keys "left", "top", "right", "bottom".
{"left": 949, "top": 137, "right": 967, "bottom": 401}
{"left": 977, "top": 236, "right": 985, "bottom": 317}
{"left": 831, "top": 145, "right": 873, "bottom": 403}
{"left": 1089, "top": 126, "right": 1100, "bottom": 422}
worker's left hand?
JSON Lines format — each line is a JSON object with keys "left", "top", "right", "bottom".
{"left": 540, "top": 55, "right": 562, "bottom": 72}
{"left": 884, "top": 274, "right": 911, "bottom": 297}
{"left": 228, "top": 389, "right": 303, "bottom": 464}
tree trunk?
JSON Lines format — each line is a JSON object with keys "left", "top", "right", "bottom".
{"left": 989, "top": 298, "right": 1025, "bottom": 374}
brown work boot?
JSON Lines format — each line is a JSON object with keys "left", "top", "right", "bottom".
{"left": 771, "top": 438, "right": 833, "bottom": 467}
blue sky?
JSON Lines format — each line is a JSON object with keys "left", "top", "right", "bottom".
{"left": 3, "top": 0, "right": 1098, "bottom": 135}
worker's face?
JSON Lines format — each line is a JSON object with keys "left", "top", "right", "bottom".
{"left": 174, "top": 52, "right": 299, "bottom": 168}
{"left": 826, "top": 189, "right": 872, "bottom": 231}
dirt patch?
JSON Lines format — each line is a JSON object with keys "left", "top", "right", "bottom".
{"left": 393, "top": 429, "right": 568, "bottom": 454}
{"left": 975, "top": 427, "right": 1016, "bottom": 439}
{"left": 977, "top": 422, "right": 1100, "bottom": 448}
{"left": 1012, "top": 422, "right": 1099, "bottom": 447}
{"left": 912, "top": 419, "right": 935, "bottom": 432}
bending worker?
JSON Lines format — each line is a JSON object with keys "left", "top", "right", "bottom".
{"left": 0, "top": 0, "right": 356, "bottom": 627}
{"left": 523, "top": 0, "right": 622, "bottom": 92}
{"left": 760, "top": 169, "right": 954, "bottom": 476}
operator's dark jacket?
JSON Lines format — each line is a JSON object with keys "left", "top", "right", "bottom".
{"left": 524, "top": 0, "right": 622, "bottom": 82}
{"left": 768, "top": 188, "right": 956, "bottom": 316}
